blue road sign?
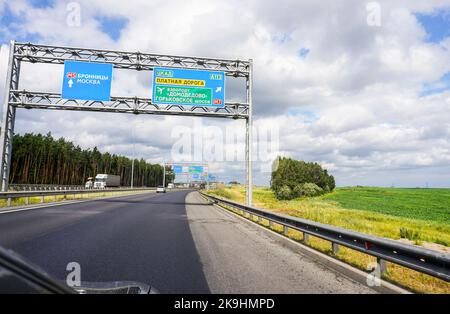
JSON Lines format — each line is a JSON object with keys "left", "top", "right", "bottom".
{"left": 152, "top": 67, "right": 225, "bottom": 107}
{"left": 62, "top": 61, "right": 113, "bottom": 101}
{"left": 173, "top": 165, "right": 183, "bottom": 173}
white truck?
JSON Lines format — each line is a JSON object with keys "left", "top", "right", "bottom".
{"left": 94, "top": 174, "right": 121, "bottom": 189}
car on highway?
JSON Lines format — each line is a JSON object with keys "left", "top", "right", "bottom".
{"left": 156, "top": 186, "right": 166, "bottom": 193}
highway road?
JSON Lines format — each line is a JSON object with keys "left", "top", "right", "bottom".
{"left": 0, "top": 190, "right": 376, "bottom": 293}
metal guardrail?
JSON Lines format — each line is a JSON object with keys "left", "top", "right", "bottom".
{"left": 0, "top": 187, "right": 156, "bottom": 207}
{"left": 9, "top": 184, "right": 85, "bottom": 191}
{"left": 201, "top": 192, "right": 450, "bottom": 282}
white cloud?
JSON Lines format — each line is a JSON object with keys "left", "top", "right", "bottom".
{"left": 1, "top": 0, "right": 450, "bottom": 186}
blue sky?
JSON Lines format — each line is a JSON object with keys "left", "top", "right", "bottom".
{"left": 421, "top": 72, "right": 450, "bottom": 97}
{"left": 95, "top": 15, "right": 128, "bottom": 41}
{"left": 415, "top": 9, "right": 450, "bottom": 96}
{"left": 416, "top": 9, "right": 450, "bottom": 43}
{"left": 28, "top": 0, "right": 54, "bottom": 9}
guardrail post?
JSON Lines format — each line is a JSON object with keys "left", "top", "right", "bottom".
{"left": 377, "top": 257, "right": 387, "bottom": 275}
{"left": 302, "top": 233, "right": 309, "bottom": 244}
{"left": 40, "top": 196, "right": 44, "bottom": 203}
{"left": 7, "top": 197, "right": 11, "bottom": 207}
{"left": 258, "top": 216, "right": 262, "bottom": 223}
{"left": 283, "top": 225, "right": 289, "bottom": 235}
{"left": 332, "top": 242, "right": 339, "bottom": 255}
{"left": 25, "top": 196, "right": 29, "bottom": 205}
{"left": 269, "top": 220, "right": 273, "bottom": 228}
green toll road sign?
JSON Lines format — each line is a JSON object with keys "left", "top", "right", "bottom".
{"left": 152, "top": 67, "right": 225, "bottom": 107}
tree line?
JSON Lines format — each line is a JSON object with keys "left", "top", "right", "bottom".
{"left": 271, "top": 157, "right": 335, "bottom": 199}
{"left": 10, "top": 132, "right": 172, "bottom": 187}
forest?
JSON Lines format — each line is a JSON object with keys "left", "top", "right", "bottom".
{"left": 10, "top": 132, "right": 171, "bottom": 187}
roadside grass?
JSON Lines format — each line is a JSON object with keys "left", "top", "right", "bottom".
{"left": 206, "top": 185, "right": 450, "bottom": 293}
{"left": 0, "top": 190, "right": 155, "bottom": 208}
{"left": 210, "top": 186, "right": 450, "bottom": 246}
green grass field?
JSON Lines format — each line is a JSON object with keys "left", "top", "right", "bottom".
{"left": 322, "top": 187, "right": 450, "bottom": 224}
{"left": 206, "top": 185, "right": 450, "bottom": 293}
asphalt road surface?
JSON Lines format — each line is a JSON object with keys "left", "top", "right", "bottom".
{"left": 0, "top": 190, "right": 376, "bottom": 293}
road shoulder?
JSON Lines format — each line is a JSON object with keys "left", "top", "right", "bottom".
{"left": 185, "top": 191, "right": 379, "bottom": 294}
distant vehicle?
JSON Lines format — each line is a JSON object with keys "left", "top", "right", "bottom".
{"left": 156, "top": 186, "right": 166, "bottom": 193}
{"left": 85, "top": 177, "right": 94, "bottom": 189}
{"left": 167, "top": 183, "right": 174, "bottom": 189}
{"left": 94, "top": 174, "right": 120, "bottom": 189}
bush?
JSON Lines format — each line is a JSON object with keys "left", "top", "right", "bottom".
{"left": 299, "top": 183, "right": 323, "bottom": 197}
{"left": 276, "top": 185, "right": 294, "bottom": 200}
{"left": 293, "top": 184, "right": 305, "bottom": 197}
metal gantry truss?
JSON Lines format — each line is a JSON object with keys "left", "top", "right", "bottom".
{"left": 9, "top": 90, "right": 249, "bottom": 118}
{"left": 0, "top": 41, "right": 253, "bottom": 205}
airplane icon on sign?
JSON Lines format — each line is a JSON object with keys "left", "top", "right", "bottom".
{"left": 156, "top": 87, "right": 165, "bottom": 94}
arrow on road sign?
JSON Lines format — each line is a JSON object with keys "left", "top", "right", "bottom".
{"left": 68, "top": 79, "right": 74, "bottom": 88}
{"left": 215, "top": 86, "right": 222, "bottom": 93}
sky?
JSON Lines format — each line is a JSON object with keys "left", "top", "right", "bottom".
{"left": 0, "top": 0, "right": 450, "bottom": 187}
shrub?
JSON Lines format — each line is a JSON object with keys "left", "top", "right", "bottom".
{"left": 276, "top": 185, "right": 294, "bottom": 200}
{"left": 300, "top": 183, "right": 323, "bottom": 197}
{"left": 293, "top": 184, "right": 305, "bottom": 197}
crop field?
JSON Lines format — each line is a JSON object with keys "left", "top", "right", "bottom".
{"left": 323, "top": 187, "right": 450, "bottom": 224}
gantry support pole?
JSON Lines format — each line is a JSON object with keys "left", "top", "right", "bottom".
{"left": 0, "top": 41, "right": 20, "bottom": 191}
{"left": 245, "top": 59, "right": 253, "bottom": 206}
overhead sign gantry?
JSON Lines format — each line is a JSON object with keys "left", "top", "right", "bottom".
{"left": 0, "top": 41, "right": 254, "bottom": 205}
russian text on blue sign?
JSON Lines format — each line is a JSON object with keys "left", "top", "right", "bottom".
{"left": 152, "top": 67, "right": 225, "bottom": 107}
{"left": 62, "top": 61, "right": 113, "bottom": 101}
